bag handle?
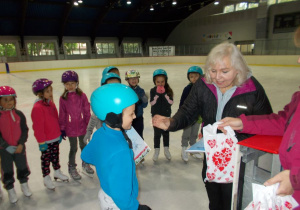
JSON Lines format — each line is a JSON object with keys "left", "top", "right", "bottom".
{"left": 212, "top": 122, "right": 236, "bottom": 137}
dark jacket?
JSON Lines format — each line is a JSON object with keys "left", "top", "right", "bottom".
{"left": 132, "top": 85, "right": 148, "bottom": 118}
{"left": 179, "top": 83, "right": 193, "bottom": 108}
{"left": 169, "top": 76, "right": 273, "bottom": 141}
{"left": 150, "top": 87, "right": 173, "bottom": 117}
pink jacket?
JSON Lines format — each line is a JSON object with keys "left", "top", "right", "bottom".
{"left": 31, "top": 100, "right": 61, "bottom": 143}
{"left": 240, "top": 91, "right": 300, "bottom": 206}
{"left": 59, "top": 92, "right": 91, "bottom": 137}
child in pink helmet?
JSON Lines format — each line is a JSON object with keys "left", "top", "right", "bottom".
{"left": 0, "top": 86, "right": 31, "bottom": 203}
{"left": 59, "top": 70, "right": 93, "bottom": 180}
{"left": 31, "top": 79, "right": 69, "bottom": 190}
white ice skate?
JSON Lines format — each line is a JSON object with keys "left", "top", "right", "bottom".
{"left": 44, "top": 175, "right": 55, "bottom": 190}
{"left": 7, "top": 188, "right": 18, "bottom": 204}
{"left": 152, "top": 148, "right": 160, "bottom": 162}
{"left": 181, "top": 146, "right": 189, "bottom": 162}
{"left": 20, "top": 182, "right": 32, "bottom": 197}
{"left": 69, "top": 165, "right": 82, "bottom": 181}
{"left": 54, "top": 169, "right": 69, "bottom": 182}
{"left": 82, "top": 162, "right": 94, "bottom": 178}
{"left": 164, "top": 147, "right": 171, "bottom": 160}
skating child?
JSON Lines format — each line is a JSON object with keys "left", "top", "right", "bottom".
{"left": 125, "top": 70, "right": 148, "bottom": 139}
{"left": 0, "top": 86, "right": 31, "bottom": 203}
{"left": 81, "top": 83, "right": 151, "bottom": 210}
{"left": 179, "top": 66, "right": 203, "bottom": 162}
{"left": 59, "top": 70, "right": 93, "bottom": 180}
{"left": 31, "top": 79, "right": 69, "bottom": 190}
{"left": 102, "top": 66, "right": 120, "bottom": 76}
{"left": 83, "top": 73, "right": 121, "bottom": 144}
{"left": 150, "top": 69, "right": 173, "bottom": 161}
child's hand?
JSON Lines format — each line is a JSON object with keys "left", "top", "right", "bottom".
{"left": 15, "top": 144, "right": 23, "bottom": 153}
{"left": 83, "top": 133, "right": 91, "bottom": 144}
{"left": 165, "top": 95, "right": 173, "bottom": 105}
{"left": 39, "top": 143, "right": 48, "bottom": 152}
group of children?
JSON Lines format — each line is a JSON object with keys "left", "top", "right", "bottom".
{"left": 0, "top": 65, "right": 204, "bottom": 208}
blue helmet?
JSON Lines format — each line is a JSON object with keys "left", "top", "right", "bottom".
{"left": 91, "top": 84, "right": 138, "bottom": 127}
{"left": 101, "top": 73, "right": 121, "bottom": 85}
{"left": 102, "top": 66, "right": 118, "bottom": 76}
{"left": 153, "top": 69, "right": 168, "bottom": 84}
{"left": 187, "top": 66, "right": 203, "bottom": 80}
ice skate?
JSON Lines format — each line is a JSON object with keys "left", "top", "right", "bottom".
{"left": 82, "top": 162, "right": 94, "bottom": 178}
{"left": 44, "top": 175, "right": 55, "bottom": 190}
{"left": 7, "top": 188, "right": 18, "bottom": 204}
{"left": 164, "top": 147, "right": 171, "bottom": 160}
{"left": 152, "top": 148, "right": 160, "bottom": 162}
{"left": 20, "top": 182, "right": 32, "bottom": 197}
{"left": 54, "top": 169, "right": 69, "bottom": 182}
{"left": 69, "top": 165, "right": 82, "bottom": 181}
{"left": 181, "top": 146, "right": 189, "bottom": 162}
{"left": 191, "top": 153, "right": 203, "bottom": 159}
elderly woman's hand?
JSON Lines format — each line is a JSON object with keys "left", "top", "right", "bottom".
{"left": 264, "top": 170, "right": 294, "bottom": 196}
{"left": 152, "top": 115, "right": 170, "bottom": 130}
{"left": 218, "top": 117, "right": 243, "bottom": 134}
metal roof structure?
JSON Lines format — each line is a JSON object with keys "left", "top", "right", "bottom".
{"left": 0, "top": 0, "right": 214, "bottom": 44}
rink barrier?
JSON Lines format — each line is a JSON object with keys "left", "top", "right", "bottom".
{"left": 0, "top": 55, "right": 299, "bottom": 73}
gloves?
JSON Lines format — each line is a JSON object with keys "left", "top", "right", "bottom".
{"left": 83, "top": 133, "right": 91, "bottom": 144}
{"left": 6, "top": 146, "right": 17, "bottom": 154}
{"left": 138, "top": 204, "right": 152, "bottom": 210}
{"left": 156, "top": 85, "right": 165, "bottom": 94}
{"left": 39, "top": 143, "right": 48, "bottom": 152}
{"left": 61, "top": 130, "right": 66, "bottom": 140}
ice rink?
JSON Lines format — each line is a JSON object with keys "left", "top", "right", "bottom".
{"left": 0, "top": 63, "right": 299, "bottom": 210}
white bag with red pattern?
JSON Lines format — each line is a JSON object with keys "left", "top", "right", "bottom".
{"left": 203, "top": 122, "right": 238, "bottom": 183}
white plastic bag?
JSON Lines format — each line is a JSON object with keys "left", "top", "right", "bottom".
{"left": 245, "top": 183, "right": 299, "bottom": 210}
{"left": 203, "top": 122, "right": 238, "bottom": 183}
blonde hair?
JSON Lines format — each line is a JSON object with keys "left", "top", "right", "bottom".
{"left": 204, "top": 42, "right": 252, "bottom": 86}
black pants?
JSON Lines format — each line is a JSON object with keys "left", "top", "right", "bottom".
{"left": 0, "top": 146, "right": 30, "bottom": 190}
{"left": 132, "top": 116, "right": 144, "bottom": 139}
{"left": 153, "top": 127, "right": 169, "bottom": 148}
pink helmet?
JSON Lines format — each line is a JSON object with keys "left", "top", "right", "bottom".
{"left": 62, "top": 70, "right": 79, "bottom": 83}
{"left": 32, "top": 78, "right": 53, "bottom": 95}
{"left": 0, "top": 86, "right": 17, "bottom": 97}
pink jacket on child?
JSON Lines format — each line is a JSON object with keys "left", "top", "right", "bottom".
{"left": 59, "top": 92, "right": 91, "bottom": 137}
{"left": 240, "top": 91, "right": 300, "bottom": 206}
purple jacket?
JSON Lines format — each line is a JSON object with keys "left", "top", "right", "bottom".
{"left": 240, "top": 91, "right": 300, "bottom": 207}
{"left": 59, "top": 92, "right": 91, "bottom": 137}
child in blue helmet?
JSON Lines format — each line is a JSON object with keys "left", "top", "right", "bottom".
{"left": 150, "top": 69, "right": 174, "bottom": 162}
{"left": 125, "top": 70, "right": 148, "bottom": 139}
{"left": 81, "top": 84, "right": 151, "bottom": 210}
{"left": 83, "top": 73, "right": 121, "bottom": 144}
{"left": 59, "top": 70, "right": 92, "bottom": 180}
{"left": 180, "top": 66, "right": 204, "bottom": 162}
{"left": 102, "top": 66, "right": 120, "bottom": 76}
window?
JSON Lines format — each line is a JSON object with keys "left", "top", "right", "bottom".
{"left": 96, "top": 42, "right": 115, "bottom": 54}
{"left": 123, "top": 43, "right": 141, "bottom": 54}
{"left": 268, "top": 0, "right": 296, "bottom": 5}
{"left": 236, "top": 2, "right": 248, "bottom": 11}
{"left": 0, "top": 43, "right": 17, "bottom": 57}
{"left": 64, "top": 42, "right": 87, "bottom": 55}
{"left": 224, "top": 5, "right": 234, "bottom": 13}
{"left": 236, "top": 42, "right": 254, "bottom": 55}
{"left": 248, "top": 3, "right": 259, "bottom": 8}
{"left": 27, "top": 43, "right": 55, "bottom": 56}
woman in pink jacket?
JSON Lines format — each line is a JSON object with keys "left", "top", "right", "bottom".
{"left": 59, "top": 70, "right": 93, "bottom": 181}
{"left": 218, "top": 27, "right": 300, "bottom": 209}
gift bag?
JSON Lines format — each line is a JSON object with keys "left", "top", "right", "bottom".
{"left": 126, "top": 127, "right": 151, "bottom": 165}
{"left": 203, "top": 122, "right": 238, "bottom": 183}
{"left": 245, "top": 183, "right": 299, "bottom": 210}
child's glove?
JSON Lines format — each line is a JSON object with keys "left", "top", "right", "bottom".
{"left": 138, "top": 204, "right": 152, "bottom": 210}
{"left": 58, "top": 136, "right": 63, "bottom": 144}
{"left": 39, "top": 143, "right": 48, "bottom": 152}
{"left": 83, "top": 133, "right": 91, "bottom": 144}
{"left": 156, "top": 86, "right": 165, "bottom": 94}
{"left": 61, "top": 130, "right": 66, "bottom": 140}
{"left": 165, "top": 95, "right": 173, "bottom": 105}
{"left": 6, "top": 146, "right": 17, "bottom": 154}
